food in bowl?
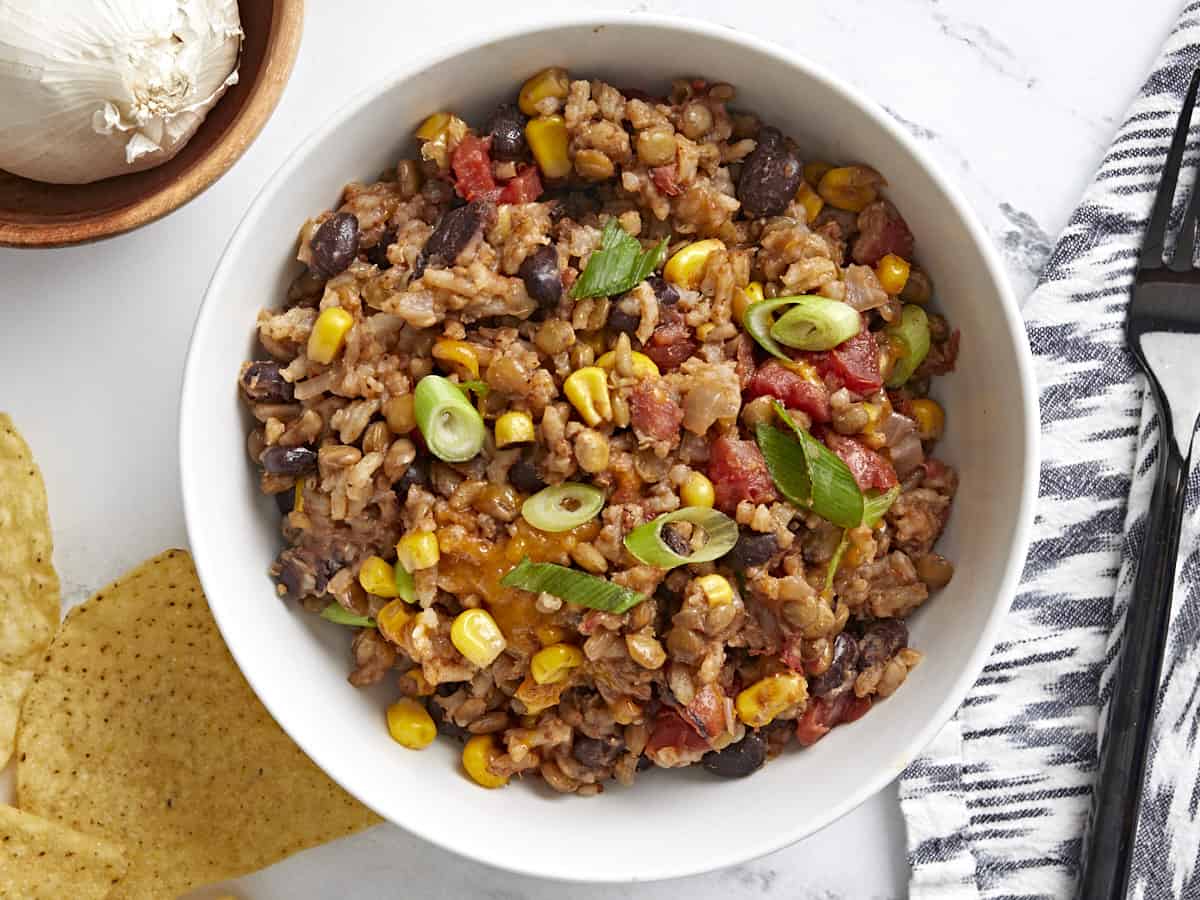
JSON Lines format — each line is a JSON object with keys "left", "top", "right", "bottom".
{"left": 237, "top": 68, "right": 959, "bottom": 794}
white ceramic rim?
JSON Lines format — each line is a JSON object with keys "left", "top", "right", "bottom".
{"left": 181, "top": 11, "right": 1040, "bottom": 883}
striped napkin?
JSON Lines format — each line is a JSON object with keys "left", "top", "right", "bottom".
{"left": 899, "top": 8, "right": 1200, "bottom": 899}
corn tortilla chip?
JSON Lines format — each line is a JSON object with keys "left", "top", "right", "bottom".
{"left": 0, "top": 413, "right": 60, "bottom": 768}
{"left": 0, "top": 804, "right": 127, "bottom": 899}
{"left": 17, "top": 549, "right": 380, "bottom": 899}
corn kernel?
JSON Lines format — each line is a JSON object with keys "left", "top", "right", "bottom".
{"left": 530, "top": 643, "right": 585, "bottom": 685}
{"left": 734, "top": 281, "right": 764, "bottom": 323}
{"left": 681, "top": 471, "right": 715, "bottom": 509}
{"left": 396, "top": 531, "right": 440, "bottom": 572}
{"left": 910, "top": 398, "right": 945, "bottom": 441}
{"left": 796, "top": 182, "right": 824, "bottom": 223}
{"left": 563, "top": 366, "right": 612, "bottom": 426}
{"left": 432, "top": 339, "right": 480, "bottom": 380}
{"left": 358, "top": 556, "right": 399, "bottom": 598}
{"left": 803, "top": 160, "right": 834, "bottom": 187}
{"left": 416, "top": 111, "right": 454, "bottom": 141}
{"left": 307, "top": 307, "right": 354, "bottom": 365}
{"left": 663, "top": 239, "right": 724, "bottom": 291}
{"left": 595, "top": 350, "right": 660, "bottom": 379}
{"left": 386, "top": 698, "right": 437, "bottom": 750}
{"left": 526, "top": 115, "right": 571, "bottom": 179}
{"left": 494, "top": 411, "right": 536, "bottom": 447}
{"left": 451, "top": 608, "right": 507, "bottom": 667}
{"left": 875, "top": 253, "right": 911, "bottom": 296}
{"left": 695, "top": 573, "right": 733, "bottom": 607}
{"left": 376, "top": 599, "right": 413, "bottom": 644}
{"left": 735, "top": 671, "right": 808, "bottom": 728}
{"left": 518, "top": 67, "right": 570, "bottom": 116}
{"left": 860, "top": 401, "right": 887, "bottom": 450}
{"left": 536, "top": 624, "right": 568, "bottom": 646}
{"left": 817, "top": 165, "right": 884, "bottom": 213}
{"left": 462, "top": 734, "right": 508, "bottom": 788}
{"left": 293, "top": 477, "right": 307, "bottom": 514}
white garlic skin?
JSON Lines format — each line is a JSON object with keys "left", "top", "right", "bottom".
{"left": 0, "top": 0, "right": 242, "bottom": 184}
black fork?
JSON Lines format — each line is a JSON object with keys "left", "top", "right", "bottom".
{"left": 1078, "top": 67, "right": 1200, "bottom": 899}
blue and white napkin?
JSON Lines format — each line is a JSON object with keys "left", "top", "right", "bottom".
{"left": 899, "top": 7, "right": 1200, "bottom": 899}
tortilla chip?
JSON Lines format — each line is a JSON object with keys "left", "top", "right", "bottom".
{"left": 0, "top": 804, "right": 127, "bottom": 899}
{"left": 0, "top": 413, "right": 60, "bottom": 768}
{"left": 17, "top": 549, "right": 380, "bottom": 899}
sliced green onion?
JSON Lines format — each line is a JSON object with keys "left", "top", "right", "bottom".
{"left": 521, "top": 483, "right": 605, "bottom": 532}
{"left": 770, "top": 297, "right": 861, "bottom": 351}
{"left": 500, "top": 558, "right": 647, "bottom": 614}
{"left": 571, "top": 219, "right": 668, "bottom": 299}
{"left": 456, "top": 379, "right": 490, "bottom": 398}
{"left": 414, "top": 374, "right": 486, "bottom": 462}
{"left": 884, "top": 304, "right": 931, "bottom": 388}
{"left": 743, "top": 296, "right": 804, "bottom": 361}
{"left": 624, "top": 507, "right": 739, "bottom": 568}
{"left": 320, "top": 603, "right": 376, "bottom": 628}
{"left": 825, "top": 529, "right": 850, "bottom": 592}
{"left": 394, "top": 565, "right": 416, "bottom": 604}
{"left": 744, "top": 295, "right": 854, "bottom": 360}
{"left": 863, "top": 484, "right": 900, "bottom": 527}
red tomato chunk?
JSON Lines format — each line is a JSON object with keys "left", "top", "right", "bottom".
{"left": 629, "top": 380, "right": 684, "bottom": 442}
{"left": 708, "top": 435, "right": 778, "bottom": 514}
{"left": 823, "top": 431, "right": 898, "bottom": 491}
{"left": 451, "top": 134, "right": 498, "bottom": 202}
{"left": 808, "top": 328, "right": 883, "bottom": 394}
{"left": 746, "top": 360, "right": 831, "bottom": 423}
{"left": 498, "top": 165, "right": 543, "bottom": 204}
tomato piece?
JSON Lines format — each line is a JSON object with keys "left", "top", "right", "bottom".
{"left": 841, "top": 694, "right": 872, "bottom": 723}
{"left": 808, "top": 328, "right": 882, "bottom": 394}
{"left": 451, "top": 134, "right": 499, "bottom": 202}
{"left": 651, "top": 164, "right": 683, "bottom": 197}
{"left": 681, "top": 684, "right": 727, "bottom": 743}
{"left": 645, "top": 707, "right": 711, "bottom": 756}
{"left": 795, "top": 700, "right": 833, "bottom": 746}
{"left": 822, "top": 431, "right": 898, "bottom": 491}
{"left": 498, "top": 165, "right": 543, "bottom": 204}
{"left": 746, "top": 360, "right": 831, "bottom": 423}
{"left": 630, "top": 380, "right": 684, "bottom": 442}
{"left": 643, "top": 318, "right": 696, "bottom": 372}
{"left": 708, "top": 435, "right": 778, "bottom": 514}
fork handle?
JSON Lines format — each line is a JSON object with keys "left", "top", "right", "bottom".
{"left": 1077, "top": 431, "right": 1189, "bottom": 899}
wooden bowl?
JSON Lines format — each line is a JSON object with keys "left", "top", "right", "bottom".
{"left": 0, "top": 0, "right": 303, "bottom": 248}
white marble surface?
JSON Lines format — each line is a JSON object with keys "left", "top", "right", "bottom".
{"left": 0, "top": 1, "right": 1180, "bottom": 897}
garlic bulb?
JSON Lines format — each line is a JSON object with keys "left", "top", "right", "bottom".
{"left": 0, "top": 0, "right": 242, "bottom": 184}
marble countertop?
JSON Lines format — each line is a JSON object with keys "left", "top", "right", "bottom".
{"left": 0, "top": 1, "right": 1180, "bottom": 897}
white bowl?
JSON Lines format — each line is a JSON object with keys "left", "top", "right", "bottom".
{"left": 180, "top": 14, "right": 1038, "bottom": 884}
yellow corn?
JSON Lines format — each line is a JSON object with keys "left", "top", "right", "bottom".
{"left": 293, "top": 477, "right": 306, "bottom": 514}
{"left": 358, "top": 556, "right": 399, "bottom": 598}
{"left": 735, "top": 671, "right": 808, "bottom": 728}
{"left": 875, "top": 253, "right": 911, "bottom": 296}
{"left": 396, "top": 531, "right": 440, "bottom": 572}
{"left": 307, "top": 307, "right": 354, "bottom": 365}
{"left": 526, "top": 116, "right": 571, "bottom": 179}
{"left": 563, "top": 366, "right": 612, "bottom": 426}
{"left": 860, "top": 401, "right": 887, "bottom": 450}
{"left": 530, "top": 643, "right": 585, "bottom": 685}
{"left": 494, "top": 411, "right": 536, "bottom": 447}
{"left": 451, "top": 608, "right": 507, "bottom": 668}
{"left": 910, "top": 398, "right": 945, "bottom": 441}
{"left": 795, "top": 182, "right": 824, "bottom": 224}
{"left": 386, "top": 698, "right": 437, "bottom": 750}
{"left": 734, "top": 281, "right": 764, "bottom": 323}
{"left": 681, "top": 471, "right": 715, "bottom": 508}
{"left": 663, "top": 239, "right": 724, "bottom": 291}
{"left": 462, "top": 734, "right": 509, "bottom": 788}
{"left": 376, "top": 599, "right": 413, "bottom": 644}
{"left": 817, "top": 165, "right": 883, "bottom": 213}
{"left": 518, "top": 67, "right": 570, "bottom": 116}
{"left": 695, "top": 573, "right": 733, "bottom": 607}
{"left": 432, "top": 339, "right": 480, "bottom": 380}
{"left": 416, "top": 111, "right": 455, "bottom": 141}
{"left": 803, "top": 160, "right": 834, "bottom": 187}
{"left": 595, "top": 350, "right": 660, "bottom": 379}
{"left": 536, "top": 624, "right": 568, "bottom": 646}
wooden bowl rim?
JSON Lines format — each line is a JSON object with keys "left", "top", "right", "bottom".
{"left": 0, "top": 0, "right": 304, "bottom": 249}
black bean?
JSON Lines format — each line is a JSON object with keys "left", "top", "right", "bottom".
{"left": 722, "top": 530, "right": 778, "bottom": 569}
{"left": 807, "top": 632, "right": 860, "bottom": 697}
{"left": 313, "top": 556, "right": 343, "bottom": 595}
{"left": 394, "top": 456, "right": 430, "bottom": 499}
{"left": 858, "top": 619, "right": 909, "bottom": 667}
{"left": 239, "top": 361, "right": 294, "bottom": 403}
{"left": 274, "top": 548, "right": 317, "bottom": 601}
{"left": 573, "top": 734, "right": 624, "bottom": 769}
{"left": 607, "top": 295, "right": 642, "bottom": 334}
{"left": 508, "top": 458, "right": 547, "bottom": 494}
{"left": 661, "top": 524, "right": 692, "bottom": 557}
{"left": 484, "top": 103, "right": 529, "bottom": 161}
{"left": 636, "top": 754, "right": 654, "bottom": 772}
{"left": 737, "top": 126, "right": 803, "bottom": 218}
{"left": 429, "top": 700, "right": 471, "bottom": 742}
{"left": 309, "top": 212, "right": 360, "bottom": 278}
{"left": 365, "top": 228, "right": 397, "bottom": 269}
{"left": 261, "top": 445, "right": 317, "bottom": 476}
{"left": 518, "top": 245, "right": 562, "bottom": 308}
{"left": 274, "top": 489, "right": 295, "bottom": 515}
{"left": 702, "top": 732, "right": 767, "bottom": 778}
{"left": 647, "top": 274, "right": 679, "bottom": 306}
{"left": 415, "top": 200, "right": 493, "bottom": 278}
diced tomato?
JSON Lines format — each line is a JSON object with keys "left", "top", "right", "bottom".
{"left": 746, "top": 360, "right": 831, "bottom": 423}
{"left": 498, "top": 165, "right": 543, "bottom": 204}
{"left": 851, "top": 200, "right": 915, "bottom": 267}
{"left": 796, "top": 692, "right": 870, "bottom": 746}
{"left": 451, "top": 134, "right": 499, "bottom": 202}
{"left": 841, "top": 694, "right": 872, "bottom": 724}
{"left": 733, "top": 333, "right": 756, "bottom": 389}
{"left": 823, "top": 431, "right": 898, "bottom": 491}
{"left": 630, "top": 380, "right": 684, "bottom": 442}
{"left": 643, "top": 318, "right": 696, "bottom": 372}
{"left": 708, "top": 435, "right": 778, "bottom": 514}
{"left": 645, "top": 707, "right": 711, "bottom": 756}
{"left": 807, "top": 327, "right": 883, "bottom": 394}
{"left": 681, "top": 684, "right": 726, "bottom": 743}
{"left": 780, "top": 633, "right": 806, "bottom": 673}
{"left": 651, "top": 164, "right": 682, "bottom": 197}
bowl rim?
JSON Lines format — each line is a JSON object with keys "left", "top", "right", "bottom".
{"left": 180, "top": 11, "right": 1040, "bottom": 883}
{"left": 0, "top": 0, "right": 305, "bottom": 249}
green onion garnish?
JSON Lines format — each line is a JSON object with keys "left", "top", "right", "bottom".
{"left": 521, "top": 483, "right": 605, "bottom": 532}
{"left": 571, "top": 219, "right": 668, "bottom": 299}
{"left": 862, "top": 484, "right": 901, "bottom": 527}
{"left": 825, "top": 530, "right": 850, "bottom": 592}
{"left": 624, "top": 507, "right": 739, "bottom": 568}
{"left": 769, "top": 296, "right": 861, "bottom": 351}
{"left": 456, "top": 379, "right": 490, "bottom": 398}
{"left": 500, "top": 558, "right": 647, "bottom": 613}
{"left": 413, "top": 374, "right": 487, "bottom": 462}
{"left": 320, "top": 603, "right": 376, "bottom": 628}
{"left": 884, "top": 304, "right": 931, "bottom": 388}
{"left": 395, "top": 566, "right": 416, "bottom": 604}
